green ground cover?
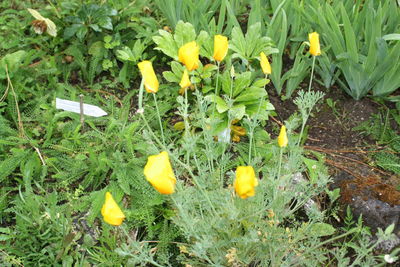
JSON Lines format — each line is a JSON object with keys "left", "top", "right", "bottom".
{"left": 0, "top": 0, "right": 399, "bottom": 266}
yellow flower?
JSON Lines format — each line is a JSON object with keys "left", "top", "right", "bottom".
{"left": 101, "top": 192, "right": 126, "bottom": 226}
{"left": 308, "top": 32, "right": 321, "bottom": 56}
{"left": 234, "top": 166, "right": 258, "bottom": 199}
{"left": 260, "top": 52, "right": 272, "bottom": 75}
{"left": 213, "top": 35, "right": 228, "bottom": 62}
{"left": 178, "top": 41, "right": 199, "bottom": 71}
{"left": 232, "top": 135, "right": 241, "bottom": 143}
{"left": 277, "top": 125, "right": 288, "bottom": 147}
{"left": 179, "top": 69, "right": 191, "bottom": 90}
{"left": 138, "top": 60, "right": 159, "bottom": 93}
{"left": 231, "top": 125, "right": 246, "bottom": 137}
{"left": 144, "top": 151, "right": 176, "bottom": 194}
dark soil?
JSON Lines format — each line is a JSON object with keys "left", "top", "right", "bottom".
{"left": 267, "top": 75, "right": 400, "bottom": 233}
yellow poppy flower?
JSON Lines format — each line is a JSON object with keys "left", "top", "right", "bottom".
{"left": 308, "top": 32, "right": 321, "bottom": 56}
{"left": 179, "top": 69, "right": 191, "bottom": 89}
{"left": 138, "top": 60, "right": 159, "bottom": 93}
{"left": 277, "top": 125, "right": 288, "bottom": 147}
{"left": 260, "top": 52, "right": 272, "bottom": 75}
{"left": 178, "top": 41, "right": 199, "bottom": 71}
{"left": 144, "top": 151, "right": 176, "bottom": 194}
{"left": 213, "top": 35, "right": 228, "bottom": 62}
{"left": 101, "top": 192, "right": 126, "bottom": 226}
{"left": 234, "top": 166, "right": 258, "bottom": 199}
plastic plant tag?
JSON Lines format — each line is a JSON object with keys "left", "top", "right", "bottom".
{"left": 56, "top": 98, "right": 107, "bottom": 117}
{"left": 217, "top": 127, "right": 231, "bottom": 143}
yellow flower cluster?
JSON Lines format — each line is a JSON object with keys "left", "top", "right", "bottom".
{"left": 138, "top": 34, "right": 230, "bottom": 95}
{"left": 102, "top": 30, "right": 307, "bottom": 225}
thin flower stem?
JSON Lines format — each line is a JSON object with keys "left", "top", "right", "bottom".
{"left": 297, "top": 116, "right": 309, "bottom": 146}
{"left": 137, "top": 83, "right": 217, "bottom": 216}
{"left": 183, "top": 86, "right": 190, "bottom": 164}
{"left": 152, "top": 93, "right": 165, "bottom": 146}
{"left": 308, "top": 56, "right": 316, "bottom": 92}
{"left": 248, "top": 74, "right": 268, "bottom": 164}
{"left": 46, "top": 0, "right": 61, "bottom": 18}
{"left": 248, "top": 129, "right": 254, "bottom": 165}
{"left": 277, "top": 147, "right": 283, "bottom": 179}
{"left": 211, "top": 61, "right": 221, "bottom": 122}
{"left": 184, "top": 85, "right": 190, "bottom": 133}
{"left": 138, "top": 79, "right": 144, "bottom": 111}
{"left": 120, "top": 225, "right": 134, "bottom": 243}
{"left": 297, "top": 56, "right": 316, "bottom": 146}
{"left": 229, "top": 71, "right": 234, "bottom": 99}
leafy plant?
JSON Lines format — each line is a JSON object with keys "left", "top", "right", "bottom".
{"left": 153, "top": 20, "right": 210, "bottom": 60}
{"left": 205, "top": 70, "right": 274, "bottom": 135}
{"left": 64, "top": 4, "right": 117, "bottom": 41}
{"left": 230, "top": 22, "right": 278, "bottom": 67}
{"left": 307, "top": 1, "right": 400, "bottom": 99}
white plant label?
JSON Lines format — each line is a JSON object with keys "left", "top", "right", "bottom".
{"left": 56, "top": 98, "right": 107, "bottom": 117}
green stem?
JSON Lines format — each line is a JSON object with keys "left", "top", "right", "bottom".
{"left": 308, "top": 227, "right": 358, "bottom": 252}
{"left": 211, "top": 61, "right": 221, "bottom": 122}
{"left": 248, "top": 75, "right": 268, "bottom": 164}
{"left": 308, "top": 56, "right": 316, "bottom": 92}
{"left": 137, "top": 79, "right": 217, "bottom": 215}
{"left": 229, "top": 70, "right": 234, "bottom": 99}
{"left": 277, "top": 147, "right": 283, "bottom": 180}
{"left": 248, "top": 129, "right": 254, "bottom": 165}
{"left": 138, "top": 79, "right": 144, "bottom": 111}
{"left": 46, "top": 0, "right": 61, "bottom": 18}
{"left": 139, "top": 110, "right": 217, "bottom": 215}
{"left": 297, "top": 117, "right": 308, "bottom": 147}
{"left": 297, "top": 56, "right": 316, "bottom": 146}
{"left": 184, "top": 87, "right": 190, "bottom": 164}
{"left": 184, "top": 85, "right": 190, "bottom": 134}
{"left": 152, "top": 93, "right": 165, "bottom": 146}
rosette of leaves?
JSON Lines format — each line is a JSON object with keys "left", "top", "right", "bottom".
{"left": 205, "top": 71, "right": 274, "bottom": 135}
{"left": 230, "top": 22, "right": 278, "bottom": 67}
{"left": 64, "top": 4, "right": 117, "bottom": 41}
{"left": 153, "top": 20, "right": 212, "bottom": 60}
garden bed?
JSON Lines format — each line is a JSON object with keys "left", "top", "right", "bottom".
{"left": 1, "top": 0, "right": 399, "bottom": 266}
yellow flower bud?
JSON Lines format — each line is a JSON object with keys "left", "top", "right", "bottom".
{"left": 213, "top": 35, "right": 228, "bottom": 62}
{"left": 144, "top": 151, "right": 176, "bottom": 194}
{"left": 230, "top": 66, "right": 235, "bottom": 78}
{"left": 178, "top": 41, "right": 199, "bottom": 71}
{"left": 260, "top": 52, "right": 272, "bottom": 75}
{"left": 308, "top": 32, "right": 321, "bottom": 56}
{"left": 234, "top": 166, "right": 258, "bottom": 199}
{"left": 179, "top": 69, "right": 191, "bottom": 89}
{"left": 101, "top": 192, "right": 126, "bottom": 226}
{"left": 277, "top": 125, "right": 288, "bottom": 147}
{"left": 138, "top": 60, "right": 159, "bottom": 93}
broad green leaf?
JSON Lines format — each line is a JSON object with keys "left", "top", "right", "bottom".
{"left": 235, "top": 87, "right": 267, "bottom": 102}
{"left": 204, "top": 95, "right": 228, "bottom": 113}
{"left": 162, "top": 71, "right": 180, "bottom": 83}
{"left": 88, "top": 41, "right": 104, "bottom": 56}
{"left": 229, "top": 104, "right": 246, "bottom": 120}
{"left": 174, "top": 21, "right": 197, "bottom": 47}
{"left": 233, "top": 72, "right": 252, "bottom": 97}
